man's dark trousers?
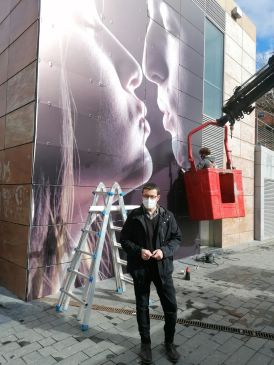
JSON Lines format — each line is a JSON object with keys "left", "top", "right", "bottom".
{"left": 132, "top": 263, "right": 177, "bottom": 344}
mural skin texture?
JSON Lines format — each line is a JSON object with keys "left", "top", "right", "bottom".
{"left": 29, "top": 0, "right": 204, "bottom": 299}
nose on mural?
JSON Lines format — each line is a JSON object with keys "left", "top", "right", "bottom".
{"left": 142, "top": 29, "right": 169, "bottom": 85}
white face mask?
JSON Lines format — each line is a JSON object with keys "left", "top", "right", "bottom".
{"left": 142, "top": 198, "right": 157, "bottom": 210}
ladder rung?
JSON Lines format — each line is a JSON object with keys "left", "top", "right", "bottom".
{"left": 125, "top": 205, "right": 139, "bottom": 210}
{"left": 88, "top": 205, "right": 139, "bottom": 212}
{"left": 117, "top": 258, "right": 127, "bottom": 266}
{"left": 120, "top": 274, "right": 133, "bottom": 284}
{"left": 109, "top": 225, "right": 122, "bottom": 231}
{"left": 69, "top": 269, "right": 89, "bottom": 281}
{"left": 81, "top": 228, "right": 98, "bottom": 234}
{"left": 92, "top": 191, "right": 120, "bottom": 195}
{"left": 75, "top": 248, "right": 94, "bottom": 257}
{"left": 60, "top": 289, "right": 86, "bottom": 306}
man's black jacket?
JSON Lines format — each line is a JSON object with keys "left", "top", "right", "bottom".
{"left": 120, "top": 206, "right": 182, "bottom": 281}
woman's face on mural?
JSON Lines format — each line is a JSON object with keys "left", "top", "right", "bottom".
{"left": 39, "top": 0, "right": 152, "bottom": 186}
{"left": 143, "top": 0, "right": 183, "bottom": 166}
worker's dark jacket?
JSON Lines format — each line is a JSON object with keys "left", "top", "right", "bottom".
{"left": 120, "top": 206, "right": 182, "bottom": 282}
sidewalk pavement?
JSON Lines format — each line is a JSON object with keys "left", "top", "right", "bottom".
{"left": 1, "top": 240, "right": 274, "bottom": 365}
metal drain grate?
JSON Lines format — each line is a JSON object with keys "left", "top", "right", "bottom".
{"left": 41, "top": 298, "right": 274, "bottom": 341}
{"left": 91, "top": 304, "right": 274, "bottom": 341}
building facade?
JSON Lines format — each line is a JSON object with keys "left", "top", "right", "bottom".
{"left": 0, "top": 0, "right": 256, "bottom": 300}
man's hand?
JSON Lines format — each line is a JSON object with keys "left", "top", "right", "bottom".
{"left": 141, "top": 249, "right": 152, "bottom": 261}
{"left": 152, "top": 249, "right": 163, "bottom": 261}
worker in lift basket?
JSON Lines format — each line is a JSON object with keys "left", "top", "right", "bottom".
{"left": 197, "top": 147, "right": 217, "bottom": 169}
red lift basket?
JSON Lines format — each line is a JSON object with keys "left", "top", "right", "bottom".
{"left": 184, "top": 121, "right": 245, "bottom": 220}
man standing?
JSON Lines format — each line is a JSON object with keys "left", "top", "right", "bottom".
{"left": 120, "top": 182, "right": 181, "bottom": 364}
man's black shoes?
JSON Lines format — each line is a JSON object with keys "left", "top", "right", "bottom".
{"left": 139, "top": 343, "right": 152, "bottom": 364}
{"left": 165, "top": 343, "right": 180, "bottom": 363}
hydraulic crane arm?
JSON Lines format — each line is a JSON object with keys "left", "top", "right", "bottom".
{"left": 217, "top": 55, "right": 274, "bottom": 128}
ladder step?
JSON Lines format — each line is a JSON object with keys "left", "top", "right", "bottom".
{"left": 81, "top": 228, "right": 99, "bottom": 234}
{"left": 117, "top": 258, "right": 127, "bottom": 266}
{"left": 75, "top": 248, "right": 94, "bottom": 257}
{"left": 92, "top": 191, "right": 120, "bottom": 195}
{"left": 88, "top": 205, "right": 139, "bottom": 212}
{"left": 120, "top": 274, "right": 133, "bottom": 284}
{"left": 109, "top": 225, "right": 122, "bottom": 232}
{"left": 68, "top": 269, "right": 89, "bottom": 281}
{"left": 125, "top": 205, "right": 139, "bottom": 210}
{"left": 60, "top": 289, "right": 86, "bottom": 306}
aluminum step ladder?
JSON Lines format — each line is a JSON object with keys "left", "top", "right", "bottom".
{"left": 55, "top": 182, "right": 138, "bottom": 330}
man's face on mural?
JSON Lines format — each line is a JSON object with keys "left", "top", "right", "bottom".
{"left": 143, "top": 0, "right": 183, "bottom": 166}
{"left": 38, "top": 0, "right": 152, "bottom": 187}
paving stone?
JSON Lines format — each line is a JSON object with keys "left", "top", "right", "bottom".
{"left": 0, "top": 335, "right": 18, "bottom": 344}
{"left": 0, "top": 354, "right": 7, "bottom": 364}
{"left": 111, "top": 348, "right": 138, "bottom": 364}
{"left": 82, "top": 349, "right": 117, "bottom": 365}
{"left": 179, "top": 326, "right": 202, "bottom": 339}
{"left": 0, "top": 327, "right": 19, "bottom": 339}
{"left": 31, "top": 356, "right": 58, "bottom": 365}
{"left": 224, "top": 345, "right": 256, "bottom": 365}
{"left": 38, "top": 337, "right": 56, "bottom": 347}
{"left": 52, "top": 337, "right": 78, "bottom": 351}
{"left": 258, "top": 340, "right": 274, "bottom": 358}
{"left": 187, "top": 341, "right": 219, "bottom": 364}
{"left": 174, "top": 332, "right": 189, "bottom": 346}
{"left": 247, "top": 352, "right": 273, "bottom": 365}
{"left": 55, "top": 351, "right": 89, "bottom": 364}
{"left": 22, "top": 350, "right": 45, "bottom": 363}
{"left": 218, "top": 336, "right": 243, "bottom": 354}
{"left": 107, "top": 342, "right": 130, "bottom": 356}
{"left": 3, "top": 341, "right": 42, "bottom": 361}
{"left": 245, "top": 337, "right": 266, "bottom": 351}
{"left": 202, "top": 349, "right": 230, "bottom": 365}
{"left": 55, "top": 338, "right": 94, "bottom": 359}
{"left": 82, "top": 343, "right": 104, "bottom": 358}
{"left": 16, "top": 329, "right": 44, "bottom": 343}
{"left": 3, "top": 358, "right": 26, "bottom": 365}
{"left": 0, "top": 341, "right": 21, "bottom": 355}
{"left": 50, "top": 330, "right": 72, "bottom": 342}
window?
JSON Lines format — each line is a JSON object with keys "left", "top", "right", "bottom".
{"left": 203, "top": 19, "right": 224, "bottom": 118}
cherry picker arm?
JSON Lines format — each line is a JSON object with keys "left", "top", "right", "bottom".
{"left": 216, "top": 55, "right": 274, "bottom": 129}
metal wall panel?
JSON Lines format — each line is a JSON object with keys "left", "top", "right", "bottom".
{"left": 264, "top": 179, "right": 274, "bottom": 238}
{"left": 202, "top": 115, "right": 224, "bottom": 168}
{"left": 206, "top": 0, "right": 225, "bottom": 31}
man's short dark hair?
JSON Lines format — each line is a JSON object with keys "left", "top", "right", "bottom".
{"left": 199, "top": 147, "right": 211, "bottom": 157}
{"left": 142, "top": 182, "right": 160, "bottom": 195}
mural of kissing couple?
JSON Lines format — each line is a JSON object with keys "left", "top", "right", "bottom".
{"left": 29, "top": 0, "right": 204, "bottom": 299}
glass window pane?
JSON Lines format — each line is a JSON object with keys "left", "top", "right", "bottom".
{"left": 204, "top": 19, "right": 224, "bottom": 118}
{"left": 204, "top": 20, "right": 224, "bottom": 88}
{"left": 204, "top": 82, "right": 223, "bottom": 118}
